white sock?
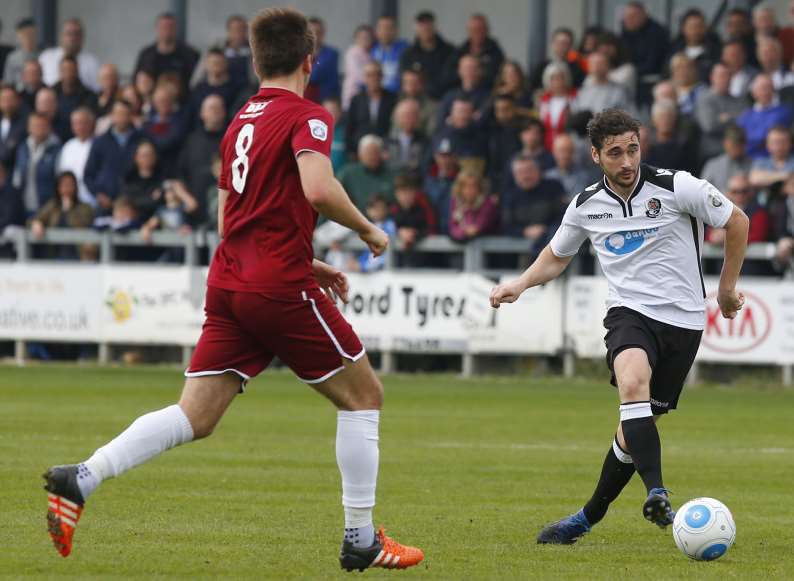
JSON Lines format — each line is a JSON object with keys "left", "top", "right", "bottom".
{"left": 337, "top": 410, "right": 379, "bottom": 547}
{"left": 78, "top": 404, "right": 194, "bottom": 500}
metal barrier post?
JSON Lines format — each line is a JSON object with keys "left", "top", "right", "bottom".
{"left": 100, "top": 231, "right": 113, "bottom": 263}
{"left": 463, "top": 239, "right": 482, "bottom": 272}
{"left": 783, "top": 364, "right": 793, "bottom": 387}
{"left": 13, "top": 228, "right": 29, "bottom": 262}
{"left": 462, "top": 353, "right": 476, "bottom": 377}
{"left": 98, "top": 343, "right": 110, "bottom": 364}
{"left": 184, "top": 233, "right": 198, "bottom": 266}
{"left": 182, "top": 345, "right": 193, "bottom": 367}
{"left": 687, "top": 362, "right": 700, "bottom": 386}
{"left": 14, "top": 340, "right": 25, "bottom": 366}
{"left": 380, "top": 350, "right": 395, "bottom": 373}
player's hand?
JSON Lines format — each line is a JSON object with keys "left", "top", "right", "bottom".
{"left": 313, "top": 259, "right": 350, "bottom": 304}
{"left": 360, "top": 225, "right": 389, "bottom": 257}
{"left": 489, "top": 279, "right": 525, "bottom": 309}
{"left": 717, "top": 288, "right": 745, "bottom": 319}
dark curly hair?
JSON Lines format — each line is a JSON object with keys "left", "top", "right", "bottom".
{"left": 586, "top": 108, "right": 641, "bottom": 151}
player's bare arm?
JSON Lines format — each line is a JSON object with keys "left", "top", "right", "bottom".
{"left": 717, "top": 205, "right": 750, "bottom": 320}
{"left": 217, "top": 188, "right": 229, "bottom": 237}
{"left": 489, "top": 246, "right": 573, "bottom": 308}
{"left": 296, "top": 151, "right": 388, "bottom": 256}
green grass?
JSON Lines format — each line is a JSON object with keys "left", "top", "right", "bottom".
{"left": 1, "top": 365, "right": 793, "bottom": 580}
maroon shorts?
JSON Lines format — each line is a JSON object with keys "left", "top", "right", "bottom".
{"left": 186, "top": 286, "right": 365, "bottom": 387}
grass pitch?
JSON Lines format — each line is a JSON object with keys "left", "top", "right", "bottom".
{"left": 1, "top": 364, "right": 793, "bottom": 580}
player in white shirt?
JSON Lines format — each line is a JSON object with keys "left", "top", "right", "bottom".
{"left": 490, "top": 109, "right": 749, "bottom": 544}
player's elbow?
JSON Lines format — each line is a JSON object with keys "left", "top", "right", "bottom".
{"left": 303, "top": 184, "right": 331, "bottom": 209}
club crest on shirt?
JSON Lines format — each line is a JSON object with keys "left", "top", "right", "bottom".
{"left": 645, "top": 197, "right": 662, "bottom": 218}
{"left": 308, "top": 119, "right": 328, "bottom": 141}
{"left": 709, "top": 192, "right": 723, "bottom": 207}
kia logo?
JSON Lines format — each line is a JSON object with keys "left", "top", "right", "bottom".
{"left": 701, "top": 291, "right": 772, "bottom": 353}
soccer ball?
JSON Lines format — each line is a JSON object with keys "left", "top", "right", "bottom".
{"left": 672, "top": 497, "right": 736, "bottom": 561}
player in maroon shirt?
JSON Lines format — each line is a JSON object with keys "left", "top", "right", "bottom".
{"left": 43, "top": 8, "right": 424, "bottom": 571}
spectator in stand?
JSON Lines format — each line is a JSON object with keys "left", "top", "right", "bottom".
{"left": 392, "top": 172, "right": 429, "bottom": 265}
{"left": 433, "top": 98, "right": 487, "bottom": 172}
{"left": 142, "top": 85, "right": 186, "bottom": 176}
{"left": 188, "top": 48, "right": 239, "bottom": 126}
{"left": 669, "top": 9, "right": 721, "bottom": 83}
{"left": 84, "top": 99, "right": 144, "bottom": 214}
{"left": 322, "top": 97, "right": 347, "bottom": 173}
{"left": 493, "top": 60, "right": 533, "bottom": 112}
{"left": 444, "top": 14, "right": 505, "bottom": 92}
{"left": 399, "top": 11, "right": 453, "bottom": 101}
{"left": 95, "top": 64, "right": 120, "bottom": 119}
{"left": 3, "top": 18, "right": 38, "bottom": 89}
{"left": 305, "top": 17, "right": 339, "bottom": 103}
{"left": 223, "top": 15, "right": 253, "bottom": 85}
{"left": 177, "top": 94, "right": 224, "bottom": 223}
{"left": 761, "top": 4, "right": 791, "bottom": 64}
{"left": 749, "top": 125, "right": 794, "bottom": 189}
{"left": 121, "top": 140, "right": 164, "bottom": 220}
{"left": 35, "top": 87, "right": 70, "bottom": 144}
{"left": 353, "top": 194, "right": 397, "bottom": 272}
{"left": 758, "top": 36, "right": 794, "bottom": 93}
{"left": 13, "top": 112, "right": 60, "bottom": 216}
{"left": 448, "top": 170, "right": 498, "bottom": 242}
{"left": 706, "top": 174, "right": 768, "bottom": 249}
{"left": 722, "top": 40, "right": 758, "bottom": 99}
{"left": 0, "top": 85, "right": 27, "bottom": 170}
{"left": 29, "top": 171, "right": 94, "bottom": 260}
{"left": 596, "top": 31, "right": 637, "bottom": 103}
{"left": 424, "top": 138, "right": 458, "bottom": 235}
{"left": 134, "top": 70, "right": 156, "bottom": 114}
{"left": 57, "top": 107, "right": 95, "bottom": 207}
{"left": 345, "top": 62, "right": 396, "bottom": 155}
{"left": 696, "top": 63, "right": 749, "bottom": 161}
{"left": 737, "top": 74, "right": 793, "bottom": 159}
{"left": 538, "top": 62, "right": 576, "bottom": 152}
{"left": 437, "top": 54, "right": 490, "bottom": 125}
{"left": 19, "top": 59, "right": 43, "bottom": 110}
{"left": 93, "top": 195, "right": 143, "bottom": 237}
{"left": 501, "top": 154, "right": 565, "bottom": 258}
{"left": 371, "top": 16, "right": 407, "bottom": 94}
{"left": 545, "top": 133, "right": 597, "bottom": 200}
{"left": 487, "top": 95, "right": 522, "bottom": 189}
{"left": 119, "top": 85, "right": 145, "bottom": 128}
{"left": 134, "top": 12, "right": 199, "bottom": 92}
{"left": 0, "top": 163, "right": 24, "bottom": 252}
{"left": 39, "top": 19, "right": 100, "bottom": 90}
{"left": 338, "top": 134, "right": 396, "bottom": 208}
{"left": 342, "top": 25, "right": 374, "bottom": 110}
{"left": 528, "top": 28, "right": 585, "bottom": 92}
{"left": 571, "top": 52, "right": 631, "bottom": 115}
{"left": 769, "top": 173, "right": 794, "bottom": 271}
{"left": 139, "top": 179, "right": 198, "bottom": 253}
{"left": 701, "top": 124, "right": 752, "bottom": 196}
{"left": 386, "top": 98, "right": 427, "bottom": 174}
{"left": 644, "top": 99, "right": 697, "bottom": 172}
{"left": 514, "top": 118, "right": 555, "bottom": 172}
{"left": 725, "top": 8, "right": 758, "bottom": 67}
{"left": 397, "top": 69, "right": 437, "bottom": 136}
{"left": 577, "top": 26, "right": 603, "bottom": 70}
{"left": 54, "top": 56, "right": 98, "bottom": 121}
{"left": 670, "top": 52, "right": 706, "bottom": 116}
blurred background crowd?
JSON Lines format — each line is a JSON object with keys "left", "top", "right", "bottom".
{"left": 2, "top": 2, "right": 794, "bottom": 275}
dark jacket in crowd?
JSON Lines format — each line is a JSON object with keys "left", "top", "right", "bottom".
{"left": 0, "top": 112, "right": 28, "bottom": 169}
{"left": 84, "top": 128, "right": 144, "bottom": 199}
{"left": 434, "top": 124, "right": 488, "bottom": 161}
{"left": 443, "top": 37, "right": 505, "bottom": 91}
{"left": 135, "top": 42, "right": 200, "bottom": 89}
{"left": 437, "top": 84, "right": 490, "bottom": 127}
{"left": 142, "top": 110, "right": 188, "bottom": 177}
{"left": 345, "top": 89, "right": 398, "bottom": 154}
{"left": 177, "top": 126, "right": 223, "bottom": 221}
{"left": 0, "top": 180, "right": 24, "bottom": 230}
{"left": 13, "top": 134, "right": 61, "bottom": 211}
{"left": 620, "top": 17, "right": 670, "bottom": 78}
{"left": 400, "top": 33, "right": 455, "bottom": 100}
{"left": 122, "top": 168, "right": 164, "bottom": 220}
{"left": 393, "top": 203, "right": 428, "bottom": 237}
{"left": 500, "top": 178, "right": 565, "bottom": 237}
{"left": 307, "top": 44, "right": 341, "bottom": 102}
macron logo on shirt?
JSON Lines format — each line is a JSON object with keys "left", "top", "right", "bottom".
{"left": 308, "top": 119, "right": 328, "bottom": 141}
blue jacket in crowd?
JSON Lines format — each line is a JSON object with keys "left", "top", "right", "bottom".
{"left": 12, "top": 134, "right": 61, "bottom": 211}
{"left": 371, "top": 39, "right": 408, "bottom": 93}
{"left": 84, "top": 128, "right": 144, "bottom": 199}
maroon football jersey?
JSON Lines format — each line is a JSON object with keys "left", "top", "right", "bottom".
{"left": 208, "top": 87, "right": 334, "bottom": 295}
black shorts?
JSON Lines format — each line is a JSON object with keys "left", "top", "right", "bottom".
{"left": 604, "top": 307, "right": 702, "bottom": 415}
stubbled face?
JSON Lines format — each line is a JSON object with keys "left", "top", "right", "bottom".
{"left": 622, "top": 5, "right": 645, "bottom": 32}
{"left": 592, "top": 131, "right": 641, "bottom": 190}
{"left": 551, "top": 32, "right": 572, "bottom": 59}
{"left": 512, "top": 159, "right": 540, "bottom": 190}
{"left": 552, "top": 136, "right": 575, "bottom": 168}
{"left": 767, "top": 130, "right": 792, "bottom": 160}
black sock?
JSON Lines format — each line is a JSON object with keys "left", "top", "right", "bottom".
{"left": 582, "top": 437, "right": 636, "bottom": 525}
{"left": 620, "top": 405, "right": 663, "bottom": 493}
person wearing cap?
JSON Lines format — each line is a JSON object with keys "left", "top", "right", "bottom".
{"left": 399, "top": 11, "right": 453, "bottom": 101}
{"left": 423, "top": 137, "right": 459, "bottom": 235}
{"left": 3, "top": 18, "right": 37, "bottom": 88}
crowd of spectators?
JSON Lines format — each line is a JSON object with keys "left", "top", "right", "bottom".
{"left": 2, "top": 4, "right": 794, "bottom": 275}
